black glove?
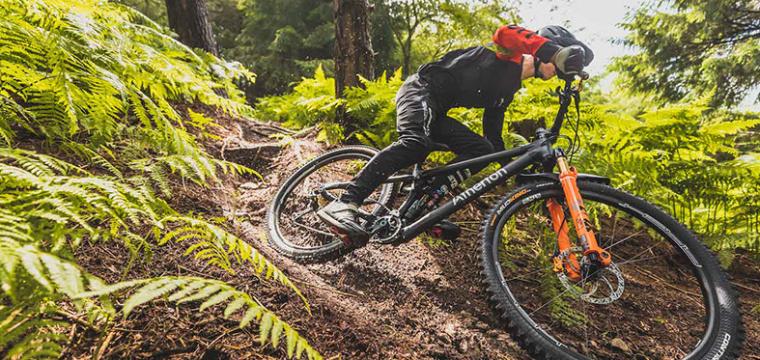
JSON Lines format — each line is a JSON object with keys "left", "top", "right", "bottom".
{"left": 554, "top": 45, "right": 586, "bottom": 76}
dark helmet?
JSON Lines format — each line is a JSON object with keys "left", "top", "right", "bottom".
{"left": 538, "top": 25, "right": 594, "bottom": 66}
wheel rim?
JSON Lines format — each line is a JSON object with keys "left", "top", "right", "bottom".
{"left": 491, "top": 187, "right": 715, "bottom": 359}
{"left": 272, "top": 151, "right": 393, "bottom": 252}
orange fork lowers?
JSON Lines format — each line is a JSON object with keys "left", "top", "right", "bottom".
{"left": 546, "top": 198, "right": 582, "bottom": 282}
{"left": 547, "top": 156, "right": 612, "bottom": 281}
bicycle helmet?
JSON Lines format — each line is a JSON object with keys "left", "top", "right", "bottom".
{"left": 538, "top": 25, "right": 594, "bottom": 66}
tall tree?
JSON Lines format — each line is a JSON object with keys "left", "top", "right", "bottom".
{"left": 165, "top": 0, "right": 218, "bottom": 55}
{"left": 333, "top": 0, "right": 375, "bottom": 130}
{"left": 388, "top": 0, "right": 437, "bottom": 76}
{"left": 612, "top": 0, "right": 760, "bottom": 107}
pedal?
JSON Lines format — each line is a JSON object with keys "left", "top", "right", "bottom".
{"left": 427, "top": 220, "right": 461, "bottom": 241}
{"left": 330, "top": 226, "right": 369, "bottom": 248}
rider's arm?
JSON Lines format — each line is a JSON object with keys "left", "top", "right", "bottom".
{"left": 483, "top": 106, "right": 507, "bottom": 153}
{"left": 492, "top": 25, "right": 561, "bottom": 64}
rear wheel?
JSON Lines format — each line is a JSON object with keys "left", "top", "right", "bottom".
{"left": 480, "top": 180, "right": 743, "bottom": 360}
{"left": 267, "top": 146, "right": 395, "bottom": 261}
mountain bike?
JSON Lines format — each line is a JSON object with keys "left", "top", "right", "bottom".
{"left": 266, "top": 75, "right": 743, "bottom": 359}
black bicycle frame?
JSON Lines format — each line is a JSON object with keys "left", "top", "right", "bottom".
{"left": 390, "top": 79, "right": 578, "bottom": 241}
{"left": 397, "top": 136, "right": 549, "bottom": 240}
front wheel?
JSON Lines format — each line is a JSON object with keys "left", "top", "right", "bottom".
{"left": 480, "top": 180, "right": 743, "bottom": 360}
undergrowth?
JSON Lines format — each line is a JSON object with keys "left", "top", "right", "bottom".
{"left": 255, "top": 67, "right": 760, "bottom": 253}
{"left": 0, "top": 0, "right": 321, "bottom": 358}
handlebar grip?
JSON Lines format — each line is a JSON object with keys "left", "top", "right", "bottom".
{"left": 579, "top": 71, "right": 590, "bottom": 80}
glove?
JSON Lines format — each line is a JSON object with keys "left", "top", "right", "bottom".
{"left": 553, "top": 45, "right": 585, "bottom": 76}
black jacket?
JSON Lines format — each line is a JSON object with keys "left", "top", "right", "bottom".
{"left": 417, "top": 46, "right": 524, "bottom": 152}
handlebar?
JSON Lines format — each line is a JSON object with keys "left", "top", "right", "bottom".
{"left": 549, "top": 72, "right": 587, "bottom": 135}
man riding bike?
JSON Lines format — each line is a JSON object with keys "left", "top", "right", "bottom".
{"left": 318, "top": 25, "right": 594, "bottom": 247}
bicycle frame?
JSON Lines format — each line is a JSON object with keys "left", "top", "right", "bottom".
{"left": 323, "top": 76, "right": 611, "bottom": 268}
{"left": 394, "top": 137, "right": 546, "bottom": 241}
{"left": 384, "top": 78, "right": 579, "bottom": 242}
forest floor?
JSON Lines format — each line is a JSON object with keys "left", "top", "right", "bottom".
{"left": 69, "top": 115, "right": 760, "bottom": 359}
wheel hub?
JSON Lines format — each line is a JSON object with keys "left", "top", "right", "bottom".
{"left": 556, "top": 248, "right": 625, "bottom": 305}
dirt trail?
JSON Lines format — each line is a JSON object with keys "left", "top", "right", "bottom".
{"left": 222, "top": 124, "right": 760, "bottom": 360}
{"left": 228, "top": 134, "right": 528, "bottom": 359}
{"left": 71, "top": 117, "right": 760, "bottom": 359}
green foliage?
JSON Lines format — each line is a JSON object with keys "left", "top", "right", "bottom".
{"left": 78, "top": 277, "right": 322, "bottom": 360}
{"left": 230, "top": 0, "right": 334, "bottom": 97}
{"left": 577, "top": 103, "right": 760, "bottom": 251}
{"left": 0, "top": 148, "right": 318, "bottom": 358}
{"left": 0, "top": 303, "right": 68, "bottom": 359}
{"left": 159, "top": 216, "right": 309, "bottom": 308}
{"left": 258, "top": 67, "right": 760, "bottom": 252}
{"left": 0, "top": 0, "right": 320, "bottom": 358}
{"left": 0, "top": 0, "right": 253, "bottom": 153}
{"left": 254, "top": 66, "right": 341, "bottom": 127}
{"left": 611, "top": 0, "right": 760, "bottom": 107}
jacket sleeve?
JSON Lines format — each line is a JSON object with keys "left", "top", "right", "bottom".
{"left": 483, "top": 106, "right": 507, "bottom": 153}
{"left": 492, "top": 25, "right": 561, "bottom": 64}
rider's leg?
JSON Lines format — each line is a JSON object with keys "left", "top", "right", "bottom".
{"left": 426, "top": 115, "right": 495, "bottom": 192}
{"left": 340, "top": 75, "right": 437, "bottom": 205}
{"left": 317, "top": 75, "right": 437, "bottom": 242}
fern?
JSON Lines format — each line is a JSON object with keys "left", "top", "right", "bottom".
{"left": 0, "top": 304, "right": 68, "bottom": 360}
{"left": 78, "top": 276, "right": 322, "bottom": 360}
{"left": 132, "top": 155, "right": 258, "bottom": 195}
{"left": 159, "top": 216, "right": 308, "bottom": 310}
{"left": 0, "top": 0, "right": 320, "bottom": 357}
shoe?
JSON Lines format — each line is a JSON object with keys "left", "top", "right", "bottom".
{"left": 316, "top": 200, "right": 369, "bottom": 248}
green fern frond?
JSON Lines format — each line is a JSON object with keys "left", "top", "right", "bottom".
{"left": 159, "top": 216, "right": 309, "bottom": 310}
{"left": 0, "top": 304, "right": 68, "bottom": 360}
{"left": 77, "top": 276, "right": 322, "bottom": 360}
{"left": 132, "top": 154, "right": 258, "bottom": 190}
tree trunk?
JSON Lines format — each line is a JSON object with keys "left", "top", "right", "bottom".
{"left": 333, "top": 0, "right": 374, "bottom": 132}
{"left": 165, "top": 0, "right": 218, "bottom": 55}
{"left": 402, "top": 36, "right": 412, "bottom": 77}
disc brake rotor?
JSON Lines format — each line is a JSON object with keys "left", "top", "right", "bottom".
{"left": 556, "top": 247, "right": 625, "bottom": 305}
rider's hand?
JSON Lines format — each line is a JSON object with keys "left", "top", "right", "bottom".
{"left": 553, "top": 45, "right": 585, "bottom": 76}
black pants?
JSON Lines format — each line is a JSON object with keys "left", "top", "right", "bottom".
{"left": 341, "top": 74, "right": 495, "bottom": 204}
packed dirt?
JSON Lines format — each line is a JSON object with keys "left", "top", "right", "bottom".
{"left": 70, "top": 116, "right": 760, "bottom": 359}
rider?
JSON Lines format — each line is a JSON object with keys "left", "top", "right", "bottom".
{"left": 318, "top": 25, "right": 594, "bottom": 246}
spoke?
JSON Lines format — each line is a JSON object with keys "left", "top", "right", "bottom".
{"left": 506, "top": 265, "right": 554, "bottom": 282}
{"left": 616, "top": 255, "right": 664, "bottom": 267}
{"left": 602, "top": 229, "right": 646, "bottom": 252}
{"left": 615, "top": 243, "right": 663, "bottom": 266}
{"left": 528, "top": 272, "right": 593, "bottom": 316}
{"left": 292, "top": 207, "right": 315, "bottom": 220}
{"left": 291, "top": 218, "right": 337, "bottom": 238}
{"left": 582, "top": 274, "right": 589, "bottom": 355}
{"left": 528, "top": 285, "right": 576, "bottom": 316}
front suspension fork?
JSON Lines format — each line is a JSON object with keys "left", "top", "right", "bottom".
{"left": 546, "top": 156, "right": 611, "bottom": 280}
